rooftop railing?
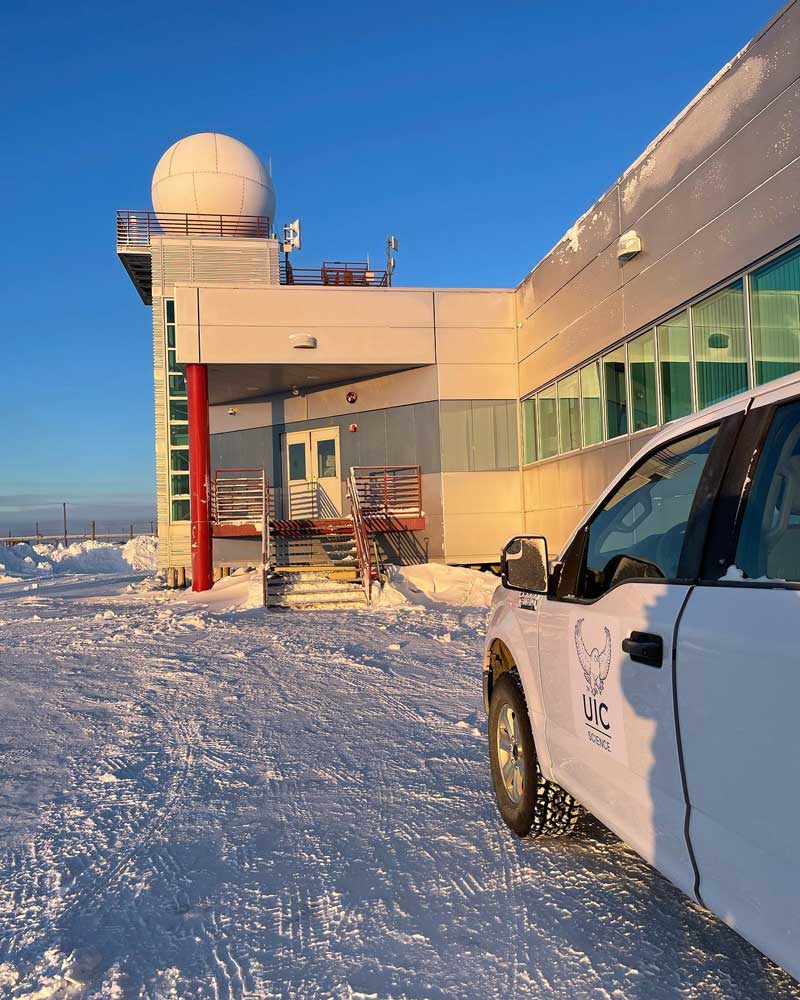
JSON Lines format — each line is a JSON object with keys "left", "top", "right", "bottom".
{"left": 117, "top": 210, "right": 272, "bottom": 245}
{"left": 281, "top": 259, "right": 390, "bottom": 287}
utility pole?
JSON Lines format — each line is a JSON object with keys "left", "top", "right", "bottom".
{"left": 35, "top": 522, "right": 39, "bottom": 537}
{"left": 62, "top": 503, "right": 68, "bottom": 547}
{"left": 90, "top": 520, "right": 96, "bottom": 542}
{"left": 129, "top": 524, "right": 134, "bottom": 541}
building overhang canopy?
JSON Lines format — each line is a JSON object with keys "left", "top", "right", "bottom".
{"left": 207, "top": 362, "right": 427, "bottom": 405}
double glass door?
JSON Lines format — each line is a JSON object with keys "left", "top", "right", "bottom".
{"left": 283, "top": 427, "right": 342, "bottom": 518}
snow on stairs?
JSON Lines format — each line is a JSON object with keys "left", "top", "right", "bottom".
{"left": 267, "top": 572, "right": 368, "bottom": 609}
{"left": 267, "top": 522, "right": 369, "bottom": 609}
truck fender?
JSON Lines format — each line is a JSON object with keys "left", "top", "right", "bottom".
{"left": 483, "top": 601, "right": 555, "bottom": 781}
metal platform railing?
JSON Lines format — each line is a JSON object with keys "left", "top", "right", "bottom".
{"left": 117, "top": 210, "right": 272, "bottom": 245}
{"left": 211, "top": 468, "right": 271, "bottom": 606}
{"left": 280, "top": 259, "right": 390, "bottom": 287}
{"left": 350, "top": 466, "right": 423, "bottom": 518}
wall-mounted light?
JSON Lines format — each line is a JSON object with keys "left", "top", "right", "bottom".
{"left": 290, "top": 333, "right": 317, "bottom": 349}
{"left": 227, "top": 407, "right": 238, "bottom": 416}
{"left": 346, "top": 390, "right": 358, "bottom": 404}
{"left": 290, "top": 385, "right": 300, "bottom": 397}
{"left": 617, "top": 230, "right": 642, "bottom": 263}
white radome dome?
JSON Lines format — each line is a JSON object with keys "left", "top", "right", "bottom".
{"left": 151, "top": 132, "right": 276, "bottom": 224}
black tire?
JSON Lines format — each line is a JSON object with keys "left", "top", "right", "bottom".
{"left": 488, "top": 671, "right": 582, "bottom": 838}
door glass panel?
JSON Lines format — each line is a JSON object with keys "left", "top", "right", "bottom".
{"left": 316, "top": 438, "right": 337, "bottom": 478}
{"left": 580, "top": 360, "right": 603, "bottom": 446}
{"left": 692, "top": 280, "right": 748, "bottom": 408}
{"left": 557, "top": 372, "right": 581, "bottom": 453}
{"left": 537, "top": 387, "right": 558, "bottom": 459}
{"left": 580, "top": 425, "right": 718, "bottom": 599}
{"left": 288, "top": 442, "right": 307, "bottom": 481}
{"left": 629, "top": 330, "right": 658, "bottom": 431}
{"left": 750, "top": 246, "right": 800, "bottom": 386}
{"left": 603, "top": 347, "right": 628, "bottom": 439}
{"left": 735, "top": 400, "right": 800, "bottom": 581}
{"left": 658, "top": 311, "right": 692, "bottom": 422}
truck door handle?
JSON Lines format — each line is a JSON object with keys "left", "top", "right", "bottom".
{"left": 622, "top": 631, "right": 663, "bottom": 667}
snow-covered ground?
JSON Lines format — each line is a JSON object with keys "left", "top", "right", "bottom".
{"left": 0, "top": 552, "right": 798, "bottom": 999}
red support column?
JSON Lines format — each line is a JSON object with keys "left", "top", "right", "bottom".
{"left": 187, "top": 363, "right": 213, "bottom": 592}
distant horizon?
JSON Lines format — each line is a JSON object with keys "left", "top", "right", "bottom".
{"left": 0, "top": 493, "right": 156, "bottom": 537}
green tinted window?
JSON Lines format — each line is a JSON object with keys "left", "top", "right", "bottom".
{"left": 171, "top": 499, "right": 190, "bottom": 521}
{"left": 580, "top": 360, "right": 603, "bottom": 446}
{"left": 629, "top": 331, "right": 658, "bottom": 431}
{"left": 170, "top": 424, "right": 189, "bottom": 447}
{"left": 751, "top": 247, "right": 800, "bottom": 386}
{"left": 692, "top": 280, "right": 748, "bottom": 409}
{"left": 657, "top": 312, "right": 692, "bottom": 422}
{"left": 169, "top": 373, "right": 186, "bottom": 395}
{"left": 165, "top": 299, "right": 175, "bottom": 324}
{"left": 522, "top": 398, "right": 537, "bottom": 464}
{"left": 170, "top": 449, "right": 190, "bottom": 472}
{"left": 557, "top": 372, "right": 581, "bottom": 453}
{"left": 169, "top": 399, "right": 188, "bottom": 422}
{"left": 170, "top": 473, "right": 190, "bottom": 497}
{"left": 537, "top": 388, "right": 558, "bottom": 459}
{"left": 603, "top": 347, "right": 628, "bottom": 439}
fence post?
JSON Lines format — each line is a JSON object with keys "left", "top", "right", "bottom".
{"left": 63, "top": 503, "right": 68, "bottom": 547}
{"left": 91, "top": 520, "right": 96, "bottom": 542}
{"left": 129, "top": 524, "right": 134, "bottom": 540}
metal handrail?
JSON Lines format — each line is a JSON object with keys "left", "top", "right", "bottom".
{"left": 211, "top": 468, "right": 271, "bottom": 607}
{"left": 117, "top": 210, "right": 272, "bottom": 245}
{"left": 347, "top": 468, "right": 373, "bottom": 604}
{"left": 350, "top": 465, "right": 422, "bottom": 517}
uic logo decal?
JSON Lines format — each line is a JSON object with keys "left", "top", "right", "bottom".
{"left": 574, "top": 618, "right": 611, "bottom": 696}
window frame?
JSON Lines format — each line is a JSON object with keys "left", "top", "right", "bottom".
{"left": 699, "top": 394, "right": 800, "bottom": 591}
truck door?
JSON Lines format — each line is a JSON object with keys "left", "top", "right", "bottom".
{"left": 677, "top": 395, "right": 800, "bottom": 978}
{"left": 537, "top": 421, "right": 730, "bottom": 896}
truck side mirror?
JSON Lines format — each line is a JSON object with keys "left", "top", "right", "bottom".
{"left": 501, "top": 535, "right": 549, "bottom": 594}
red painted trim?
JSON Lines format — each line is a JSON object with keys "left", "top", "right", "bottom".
{"left": 187, "top": 364, "right": 213, "bottom": 592}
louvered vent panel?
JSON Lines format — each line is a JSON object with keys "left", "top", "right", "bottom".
{"left": 161, "top": 244, "right": 193, "bottom": 284}
{"left": 191, "top": 245, "right": 279, "bottom": 285}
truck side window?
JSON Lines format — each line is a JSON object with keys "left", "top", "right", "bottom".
{"left": 735, "top": 400, "right": 800, "bottom": 582}
{"left": 579, "top": 426, "right": 718, "bottom": 600}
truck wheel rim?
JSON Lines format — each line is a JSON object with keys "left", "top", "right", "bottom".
{"left": 497, "top": 702, "right": 524, "bottom": 804}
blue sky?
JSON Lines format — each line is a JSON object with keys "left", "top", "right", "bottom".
{"left": 1, "top": 0, "right": 778, "bottom": 533}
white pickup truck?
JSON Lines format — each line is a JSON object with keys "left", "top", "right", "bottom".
{"left": 483, "top": 370, "right": 800, "bottom": 981}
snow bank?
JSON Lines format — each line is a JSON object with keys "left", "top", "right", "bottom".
{"left": 378, "top": 563, "right": 499, "bottom": 609}
{"left": 0, "top": 537, "right": 158, "bottom": 582}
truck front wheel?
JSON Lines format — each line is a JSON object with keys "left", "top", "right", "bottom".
{"left": 488, "top": 672, "right": 582, "bottom": 838}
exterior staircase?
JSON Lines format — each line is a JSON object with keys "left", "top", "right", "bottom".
{"left": 267, "top": 523, "right": 370, "bottom": 609}
{"left": 211, "top": 465, "right": 424, "bottom": 610}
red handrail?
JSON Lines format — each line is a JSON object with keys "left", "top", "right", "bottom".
{"left": 347, "top": 468, "right": 373, "bottom": 603}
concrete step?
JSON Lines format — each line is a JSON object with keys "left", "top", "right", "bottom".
{"left": 271, "top": 565, "right": 360, "bottom": 579}
{"left": 268, "top": 589, "right": 368, "bottom": 609}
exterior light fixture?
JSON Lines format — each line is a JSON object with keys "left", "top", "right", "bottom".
{"left": 290, "top": 333, "right": 317, "bottom": 349}
{"left": 346, "top": 390, "right": 358, "bottom": 404}
{"left": 227, "top": 407, "right": 238, "bottom": 416}
{"left": 290, "top": 385, "right": 300, "bottom": 397}
{"left": 617, "top": 230, "right": 642, "bottom": 263}
{"left": 708, "top": 332, "right": 730, "bottom": 349}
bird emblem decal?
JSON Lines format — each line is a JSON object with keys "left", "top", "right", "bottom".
{"left": 575, "top": 618, "right": 612, "bottom": 696}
